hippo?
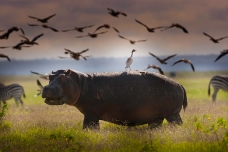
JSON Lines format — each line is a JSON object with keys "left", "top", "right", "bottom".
{"left": 42, "top": 69, "right": 187, "bottom": 129}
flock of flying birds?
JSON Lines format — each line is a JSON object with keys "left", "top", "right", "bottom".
{"left": 0, "top": 8, "right": 228, "bottom": 76}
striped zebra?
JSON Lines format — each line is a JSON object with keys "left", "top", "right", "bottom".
{"left": 0, "top": 84, "right": 26, "bottom": 107}
{"left": 208, "top": 75, "right": 228, "bottom": 101}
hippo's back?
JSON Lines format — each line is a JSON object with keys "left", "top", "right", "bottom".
{"left": 78, "top": 71, "right": 185, "bottom": 125}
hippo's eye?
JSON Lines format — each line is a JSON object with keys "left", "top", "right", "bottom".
{"left": 60, "top": 74, "right": 66, "bottom": 81}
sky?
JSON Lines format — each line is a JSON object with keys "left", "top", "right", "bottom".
{"left": 0, "top": 0, "right": 228, "bottom": 60}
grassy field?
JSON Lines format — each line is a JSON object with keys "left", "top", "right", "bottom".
{"left": 0, "top": 71, "right": 228, "bottom": 152}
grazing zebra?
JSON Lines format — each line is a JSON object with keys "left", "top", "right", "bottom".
{"left": 0, "top": 84, "right": 26, "bottom": 107}
{"left": 208, "top": 75, "right": 228, "bottom": 101}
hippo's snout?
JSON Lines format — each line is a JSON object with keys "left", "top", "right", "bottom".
{"left": 42, "top": 86, "right": 62, "bottom": 99}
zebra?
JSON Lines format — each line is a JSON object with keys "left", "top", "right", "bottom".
{"left": 208, "top": 75, "right": 228, "bottom": 101}
{"left": 0, "top": 84, "right": 26, "bottom": 107}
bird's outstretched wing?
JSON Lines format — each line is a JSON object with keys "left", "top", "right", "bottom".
{"left": 64, "top": 48, "right": 74, "bottom": 54}
{"left": 189, "top": 62, "right": 195, "bottom": 72}
{"left": 176, "top": 24, "right": 188, "bottom": 33}
{"left": 43, "top": 14, "right": 56, "bottom": 20}
{"left": 112, "top": 27, "right": 119, "bottom": 33}
{"left": 217, "top": 36, "right": 228, "bottom": 41}
{"left": 32, "top": 33, "right": 44, "bottom": 42}
{"left": 96, "top": 31, "right": 108, "bottom": 35}
{"left": 30, "top": 71, "right": 45, "bottom": 76}
{"left": 20, "top": 28, "right": 25, "bottom": 35}
{"left": 214, "top": 51, "right": 227, "bottom": 62}
{"left": 135, "top": 19, "right": 148, "bottom": 28}
{"left": 81, "top": 55, "right": 92, "bottom": 60}
{"left": 28, "top": 15, "right": 39, "bottom": 20}
{"left": 79, "top": 48, "right": 89, "bottom": 54}
{"left": 172, "top": 59, "right": 184, "bottom": 66}
{"left": 0, "top": 54, "right": 11, "bottom": 62}
{"left": 118, "top": 35, "right": 130, "bottom": 41}
{"left": 163, "top": 54, "right": 177, "bottom": 61}
{"left": 28, "top": 24, "right": 40, "bottom": 26}
{"left": 48, "top": 26, "right": 59, "bottom": 32}
{"left": 37, "top": 79, "right": 43, "bottom": 89}
{"left": 19, "top": 35, "right": 29, "bottom": 41}
{"left": 203, "top": 32, "right": 214, "bottom": 39}
{"left": 94, "top": 25, "right": 106, "bottom": 33}
{"left": 76, "top": 35, "right": 88, "bottom": 38}
{"left": 136, "top": 39, "right": 147, "bottom": 42}
{"left": 148, "top": 52, "right": 161, "bottom": 61}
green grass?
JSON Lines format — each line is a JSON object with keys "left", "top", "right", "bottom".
{"left": 0, "top": 71, "right": 228, "bottom": 152}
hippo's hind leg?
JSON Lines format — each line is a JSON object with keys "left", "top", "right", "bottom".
{"left": 83, "top": 111, "right": 100, "bottom": 129}
{"left": 148, "top": 118, "right": 164, "bottom": 129}
{"left": 166, "top": 113, "right": 183, "bottom": 125}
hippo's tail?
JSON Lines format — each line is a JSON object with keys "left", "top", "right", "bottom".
{"left": 181, "top": 85, "right": 187, "bottom": 112}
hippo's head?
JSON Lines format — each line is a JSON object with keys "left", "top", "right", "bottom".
{"left": 42, "top": 69, "right": 82, "bottom": 106}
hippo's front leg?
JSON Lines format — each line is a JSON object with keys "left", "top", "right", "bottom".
{"left": 83, "top": 111, "right": 100, "bottom": 129}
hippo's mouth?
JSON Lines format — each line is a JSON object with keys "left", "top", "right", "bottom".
{"left": 44, "top": 97, "right": 66, "bottom": 105}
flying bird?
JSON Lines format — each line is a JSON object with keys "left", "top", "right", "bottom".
{"left": 125, "top": 49, "right": 136, "bottom": 70}
{"left": 0, "top": 54, "right": 11, "bottom": 62}
{"left": 172, "top": 59, "right": 195, "bottom": 72}
{"left": 118, "top": 35, "right": 146, "bottom": 44}
{"left": 94, "top": 24, "right": 119, "bottom": 33}
{"left": 59, "top": 48, "right": 91, "bottom": 60}
{"left": 62, "top": 24, "right": 94, "bottom": 32}
{"left": 28, "top": 14, "right": 56, "bottom": 23}
{"left": 107, "top": 8, "right": 127, "bottom": 18}
{"left": 20, "top": 33, "right": 44, "bottom": 45}
{"left": 76, "top": 31, "right": 108, "bottom": 38}
{"left": 149, "top": 53, "right": 177, "bottom": 64}
{"left": 34, "top": 79, "right": 43, "bottom": 97}
{"left": 28, "top": 24, "right": 59, "bottom": 32}
{"left": 161, "top": 23, "right": 188, "bottom": 33}
{"left": 30, "top": 71, "right": 49, "bottom": 80}
{"left": 0, "top": 26, "right": 25, "bottom": 39}
{"left": 135, "top": 19, "right": 166, "bottom": 33}
{"left": 203, "top": 33, "right": 228, "bottom": 43}
{"left": 0, "top": 42, "right": 31, "bottom": 50}
{"left": 143, "top": 64, "right": 164, "bottom": 75}
{"left": 214, "top": 49, "right": 228, "bottom": 62}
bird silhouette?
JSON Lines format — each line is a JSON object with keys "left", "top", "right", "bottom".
{"left": 143, "top": 64, "right": 164, "bottom": 75}
{"left": 28, "top": 24, "right": 59, "bottom": 32}
{"left": 214, "top": 49, "right": 228, "bottom": 62}
{"left": 149, "top": 53, "right": 176, "bottom": 64}
{"left": 118, "top": 35, "right": 146, "bottom": 44}
{"left": 0, "top": 26, "right": 25, "bottom": 39}
{"left": 135, "top": 19, "right": 166, "bottom": 33}
{"left": 30, "top": 71, "right": 49, "bottom": 80}
{"left": 58, "top": 48, "right": 91, "bottom": 60}
{"left": 203, "top": 33, "right": 228, "bottom": 43}
{"left": 0, "top": 42, "right": 31, "bottom": 50}
{"left": 34, "top": 79, "right": 44, "bottom": 97}
{"left": 76, "top": 31, "right": 108, "bottom": 38}
{"left": 161, "top": 23, "right": 188, "bottom": 33}
{"left": 107, "top": 8, "right": 127, "bottom": 18}
{"left": 62, "top": 24, "right": 94, "bottom": 32}
{"left": 0, "top": 54, "right": 11, "bottom": 62}
{"left": 28, "top": 14, "right": 56, "bottom": 23}
{"left": 172, "top": 59, "right": 195, "bottom": 72}
{"left": 94, "top": 24, "right": 119, "bottom": 33}
{"left": 20, "top": 33, "right": 44, "bottom": 45}
{"left": 125, "top": 49, "right": 136, "bottom": 70}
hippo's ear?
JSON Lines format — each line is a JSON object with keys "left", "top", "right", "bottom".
{"left": 65, "top": 69, "right": 72, "bottom": 76}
